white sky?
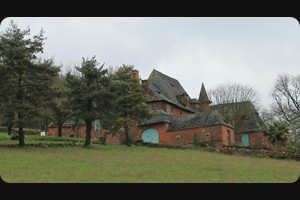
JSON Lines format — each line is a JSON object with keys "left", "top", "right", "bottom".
{"left": 1, "top": 17, "right": 299, "bottom": 110}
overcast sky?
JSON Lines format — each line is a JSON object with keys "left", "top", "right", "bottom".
{"left": 1, "top": 17, "right": 299, "bottom": 110}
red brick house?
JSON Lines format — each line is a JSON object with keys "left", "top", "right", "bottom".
{"left": 211, "top": 101, "right": 271, "bottom": 149}
{"left": 48, "top": 69, "right": 270, "bottom": 148}
{"left": 137, "top": 69, "right": 235, "bottom": 147}
{"left": 47, "top": 119, "right": 122, "bottom": 144}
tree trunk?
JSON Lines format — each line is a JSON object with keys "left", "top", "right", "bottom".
{"left": 17, "top": 72, "right": 25, "bottom": 147}
{"left": 58, "top": 124, "right": 63, "bottom": 137}
{"left": 45, "top": 118, "right": 48, "bottom": 135}
{"left": 18, "top": 126, "right": 25, "bottom": 148}
{"left": 7, "top": 125, "right": 12, "bottom": 136}
{"left": 124, "top": 123, "right": 131, "bottom": 147}
{"left": 84, "top": 120, "right": 92, "bottom": 147}
{"left": 102, "top": 131, "right": 107, "bottom": 145}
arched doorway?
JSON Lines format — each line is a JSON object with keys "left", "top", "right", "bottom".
{"left": 142, "top": 129, "right": 159, "bottom": 143}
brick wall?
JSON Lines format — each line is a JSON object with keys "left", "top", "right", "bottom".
{"left": 47, "top": 120, "right": 105, "bottom": 139}
{"left": 221, "top": 125, "right": 235, "bottom": 145}
{"left": 235, "top": 131, "right": 272, "bottom": 149}
{"left": 166, "top": 125, "right": 234, "bottom": 146}
{"left": 139, "top": 123, "right": 234, "bottom": 147}
{"left": 48, "top": 117, "right": 237, "bottom": 148}
{"left": 249, "top": 132, "right": 273, "bottom": 149}
{"left": 139, "top": 123, "right": 169, "bottom": 143}
{"left": 147, "top": 101, "right": 192, "bottom": 116}
{"left": 48, "top": 120, "right": 141, "bottom": 145}
{"left": 199, "top": 103, "right": 210, "bottom": 112}
{"left": 104, "top": 134, "right": 122, "bottom": 144}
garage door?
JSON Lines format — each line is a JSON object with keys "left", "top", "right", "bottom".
{"left": 142, "top": 129, "right": 159, "bottom": 143}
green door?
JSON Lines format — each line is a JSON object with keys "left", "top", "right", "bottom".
{"left": 142, "top": 129, "right": 159, "bottom": 143}
{"left": 242, "top": 134, "right": 249, "bottom": 147}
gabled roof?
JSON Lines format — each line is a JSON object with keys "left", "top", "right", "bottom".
{"left": 147, "top": 69, "right": 194, "bottom": 112}
{"left": 198, "top": 83, "right": 212, "bottom": 104}
{"left": 168, "top": 110, "right": 233, "bottom": 131}
{"left": 140, "top": 110, "right": 173, "bottom": 126}
{"left": 211, "top": 101, "right": 266, "bottom": 133}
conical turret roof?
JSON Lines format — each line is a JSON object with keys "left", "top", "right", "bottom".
{"left": 198, "top": 83, "right": 212, "bottom": 104}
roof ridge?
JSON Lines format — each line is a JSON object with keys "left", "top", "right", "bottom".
{"left": 151, "top": 69, "right": 180, "bottom": 83}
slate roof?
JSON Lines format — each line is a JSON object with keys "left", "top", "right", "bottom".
{"left": 199, "top": 83, "right": 212, "bottom": 104}
{"left": 48, "top": 119, "right": 85, "bottom": 128}
{"left": 211, "top": 101, "right": 267, "bottom": 133}
{"left": 147, "top": 69, "right": 194, "bottom": 112}
{"left": 141, "top": 110, "right": 173, "bottom": 125}
{"left": 143, "top": 69, "right": 233, "bottom": 130}
{"left": 168, "top": 110, "right": 233, "bottom": 131}
{"left": 189, "top": 98, "right": 199, "bottom": 112}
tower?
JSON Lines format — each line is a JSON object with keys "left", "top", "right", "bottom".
{"left": 198, "top": 83, "right": 212, "bottom": 112}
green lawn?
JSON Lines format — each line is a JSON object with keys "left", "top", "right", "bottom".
{"left": 0, "top": 143, "right": 299, "bottom": 183}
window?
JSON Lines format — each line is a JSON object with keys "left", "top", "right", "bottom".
{"left": 94, "top": 119, "right": 100, "bottom": 131}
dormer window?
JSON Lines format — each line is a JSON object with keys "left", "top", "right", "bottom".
{"left": 156, "top": 90, "right": 161, "bottom": 94}
{"left": 170, "top": 83, "right": 175, "bottom": 88}
{"left": 177, "top": 93, "right": 189, "bottom": 107}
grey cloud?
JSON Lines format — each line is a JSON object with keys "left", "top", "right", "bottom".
{"left": 1, "top": 17, "right": 299, "bottom": 109}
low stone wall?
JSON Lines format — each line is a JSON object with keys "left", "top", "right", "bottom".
{"left": 0, "top": 142, "right": 80, "bottom": 148}
{"left": 137, "top": 142, "right": 300, "bottom": 161}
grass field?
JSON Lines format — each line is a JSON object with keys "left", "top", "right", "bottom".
{"left": 0, "top": 143, "right": 299, "bottom": 183}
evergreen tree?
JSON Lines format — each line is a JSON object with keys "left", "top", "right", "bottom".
{"left": 110, "top": 65, "right": 151, "bottom": 147}
{"left": 0, "top": 20, "right": 60, "bottom": 147}
{"left": 66, "top": 56, "right": 110, "bottom": 147}
{"left": 49, "top": 75, "right": 72, "bottom": 137}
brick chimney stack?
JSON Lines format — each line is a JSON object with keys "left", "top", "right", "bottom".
{"left": 142, "top": 79, "right": 150, "bottom": 97}
{"left": 131, "top": 69, "right": 139, "bottom": 79}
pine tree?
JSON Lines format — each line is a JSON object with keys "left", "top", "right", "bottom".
{"left": 110, "top": 65, "right": 151, "bottom": 147}
{"left": 49, "top": 75, "right": 72, "bottom": 137}
{"left": 66, "top": 56, "right": 111, "bottom": 147}
{"left": 0, "top": 20, "right": 60, "bottom": 147}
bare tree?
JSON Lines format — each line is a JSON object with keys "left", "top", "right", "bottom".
{"left": 260, "top": 108, "right": 277, "bottom": 128}
{"left": 208, "top": 82, "right": 260, "bottom": 109}
{"left": 271, "top": 74, "right": 300, "bottom": 145}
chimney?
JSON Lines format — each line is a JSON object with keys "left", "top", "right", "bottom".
{"left": 131, "top": 69, "right": 139, "bottom": 79}
{"left": 198, "top": 83, "right": 212, "bottom": 112}
{"left": 142, "top": 79, "right": 150, "bottom": 97}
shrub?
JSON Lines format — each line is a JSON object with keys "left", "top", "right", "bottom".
{"left": 193, "top": 134, "right": 208, "bottom": 147}
{"left": 99, "top": 137, "right": 106, "bottom": 145}
{"left": 195, "top": 141, "right": 208, "bottom": 147}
